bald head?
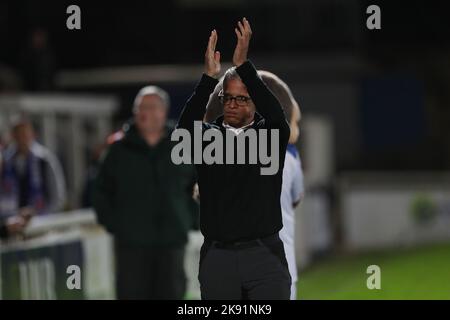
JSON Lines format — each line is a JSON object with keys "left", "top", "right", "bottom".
{"left": 133, "top": 86, "right": 169, "bottom": 135}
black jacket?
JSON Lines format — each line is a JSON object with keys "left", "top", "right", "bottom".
{"left": 93, "top": 123, "right": 199, "bottom": 247}
{"left": 177, "top": 60, "right": 290, "bottom": 242}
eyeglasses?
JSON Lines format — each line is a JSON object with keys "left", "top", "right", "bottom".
{"left": 218, "top": 91, "right": 252, "bottom": 107}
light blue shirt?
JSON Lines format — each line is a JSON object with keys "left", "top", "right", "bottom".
{"left": 279, "top": 144, "right": 304, "bottom": 283}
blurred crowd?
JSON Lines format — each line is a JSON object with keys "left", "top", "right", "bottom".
{"left": 0, "top": 27, "right": 61, "bottom": 237}
{"left": 0, "top": 118, "right": 66, "bottom": 239}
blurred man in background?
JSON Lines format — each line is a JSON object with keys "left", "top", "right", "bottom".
{"left": 259, "top": 72, "right": 305, "bottom": 300}
{"left": 280, "top": 103, "right": 304, "bottom": 300}
{"left": 0, "top": 119, "right": 66, "bottom": 219}
{"left": 93, "top": 86, "right": 199, "bottom": 300}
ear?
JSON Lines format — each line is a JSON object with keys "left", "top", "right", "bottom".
{"left": 249, "top": 104, "right": 256, "bottom": 117}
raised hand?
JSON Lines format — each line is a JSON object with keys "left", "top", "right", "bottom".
{"left": 232, "top": 17, "right": 252, "bottom": 67}
{"left": 204, "top": 29, "right": 221, "bottom": 78}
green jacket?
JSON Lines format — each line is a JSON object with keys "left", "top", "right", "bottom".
{"left": 93, "top": 122, "right": 199, "bottom": 247}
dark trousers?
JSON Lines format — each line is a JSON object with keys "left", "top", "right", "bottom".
{"left": 115, "top": 243, "right": 186, "bottom": 300}
{"left": 198, "top": 233, "right": 291, "bottom": 300}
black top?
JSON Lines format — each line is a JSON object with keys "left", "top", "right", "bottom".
{"left": 177, "top": 60, "right": 290, "bottom": 242}
{"left": 93, "top": 123, "right": 199, "bottom": 247}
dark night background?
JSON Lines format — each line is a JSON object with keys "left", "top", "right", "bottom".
{"left": 1, "top": 0, "right": 450, "bottom": 172}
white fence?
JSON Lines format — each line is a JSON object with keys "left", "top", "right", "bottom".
{"left": 340, "top": 172, "right": 450, "bottom": 250}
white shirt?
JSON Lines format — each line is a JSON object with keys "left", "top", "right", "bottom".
{"left": 222, "top": 121, "right": 255, "bottom": 135}
{"left": 279, "top": 145, "right": 304, "bottom": 283}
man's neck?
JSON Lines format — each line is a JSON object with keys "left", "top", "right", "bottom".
{"left": 141, "top": 129, "right": 164, "bottom": 147}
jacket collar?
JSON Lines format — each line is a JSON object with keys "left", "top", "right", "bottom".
{"left": 212, "top": 112, "right": 263, "bottom": 130}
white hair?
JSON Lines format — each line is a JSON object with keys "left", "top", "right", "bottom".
{"left": 133, "top": 85, "right": 170, "bottom": 113}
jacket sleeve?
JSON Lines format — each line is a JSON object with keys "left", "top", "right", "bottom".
{"left": 92, "top": 145, "right": 117, "bottom": 233}
{"left": 236, "top": 60, "right": 290, "bottom": 139}
{"left": 176, "top": 74, "right": 219, "bottom": 132}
